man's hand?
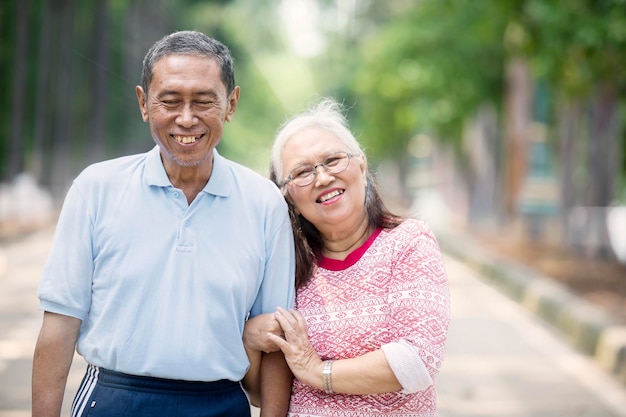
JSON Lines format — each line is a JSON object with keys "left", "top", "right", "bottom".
{"left": 243, "top": 312, "right": 284, "bottom": 353}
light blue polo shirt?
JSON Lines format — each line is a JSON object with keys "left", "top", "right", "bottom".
{"left": 38, "top": 146, "right": 295, "bottom": 381}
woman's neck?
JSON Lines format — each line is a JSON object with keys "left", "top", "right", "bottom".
{"left": 320, "top": 215, "right": 372, "bottom": 260}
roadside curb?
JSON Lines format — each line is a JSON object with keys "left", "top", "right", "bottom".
{"left": 437, "top": 230, "right": 626, "bottom": 386}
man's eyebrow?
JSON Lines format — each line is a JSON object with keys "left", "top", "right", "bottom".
{"left": 155, "top": 90, "right": 219, "bottom": 98}
{"left": 193, "top": 91, "right": 220, "bottom": 98}
{"left": 155, "top": 90, "right": 181, "bottom": 98}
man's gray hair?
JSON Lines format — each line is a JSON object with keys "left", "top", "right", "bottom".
{"left": 141, "top": 30, "right": 235, "bottom": 95}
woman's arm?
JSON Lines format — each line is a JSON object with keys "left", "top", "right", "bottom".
{"left": 268, "top": 307, "right": 401, "bottom": 395}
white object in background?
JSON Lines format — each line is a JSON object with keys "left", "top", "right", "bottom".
{"left": 607, "top": 206, "right": 626, "bottom": 263}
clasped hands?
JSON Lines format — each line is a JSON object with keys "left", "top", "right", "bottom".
{"left": 244, "top": 307, "right": 323, "bottom": 387}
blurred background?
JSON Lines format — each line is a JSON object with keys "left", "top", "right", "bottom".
{"left": 0, "top": 0, "right": 625, "bottom": 299}
{"left": 1, "top": 2, "right": 626, "bottom": 415}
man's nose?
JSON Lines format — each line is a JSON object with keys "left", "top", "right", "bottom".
{"left": 176, "top": 105, "right": 198, "bottom": 127}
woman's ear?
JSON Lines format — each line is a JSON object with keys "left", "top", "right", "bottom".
{"left": 284, "top": 191, "right": 300, "bottom": 216}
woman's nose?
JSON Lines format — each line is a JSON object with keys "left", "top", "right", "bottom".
{"left": 313, "top": 166, "right": 335, "bottom": 186}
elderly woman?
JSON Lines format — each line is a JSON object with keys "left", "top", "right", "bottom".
{"left": 244, "top": 98, "right": 450, "bottom": 416}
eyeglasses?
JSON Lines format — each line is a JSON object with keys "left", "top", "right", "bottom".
{"left": 282, "top": 152, "right": 357, "bottom": 187}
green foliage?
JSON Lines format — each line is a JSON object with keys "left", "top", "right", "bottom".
{"left": 0, "top": 1, "right": 20, "bottom": 177}
{"left": 310, "top": 0, "right": 626, "bottom": 182}
{"left": 342, "top": 0, "right": 508, "bottom": 160}
{"left": 524, "top": 0, "right": 626, "bottom": 96}
{"left": 2, "top": 0, "right": 625, "bottom": 194}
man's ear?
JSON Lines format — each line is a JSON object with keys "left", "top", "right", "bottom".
{"left": 136, "top": 86, "right": 149, "bottom": 122}
{"left": 225, "top": 86, "right": 240, "bottom": 122}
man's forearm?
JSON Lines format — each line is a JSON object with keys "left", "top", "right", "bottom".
{"left": 259, "top": 351, "right": 292, "bottom": 417}
{"left": 242, "top": 346, "right": 262, "bottom": 407}
{"left": 32, "top": 359, "right": 69, "bottom": 417}
{"left": 32, "top": 312, "right": 81, "bottom": 417}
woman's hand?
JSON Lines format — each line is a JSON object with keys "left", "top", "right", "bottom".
{"left": 243, "top": 313, "right": 283, "bottom": 353}
{"left": 268, "top": 307, "right": 405, "bottom": 395}
{"left": 267, "top": 307, "right": 323, "bottom": 388}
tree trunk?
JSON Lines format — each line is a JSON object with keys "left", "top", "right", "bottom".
{"left": 585, "top": 82, "right": 622, "bottom": 259}
{"left": 588, "top": 82, "right": 621, "bottom": 208}
{"left": 50, "top": 0, "right": 75, "bottom": 198}
{"left": 8, "top": 0, "right": 31, "bottom": 179}
{"left": 87, "top": 0, "right": 111, "bottom": 164}
{"left": 31, "top": 0, "right": 52, "bottom": 182}
{"left": 503, "top": 58, "right": 532, "bottom": 221}
{"left": 465, "top": 104, "right": 499, "bottom": 226}
{"left": 556, "top": 98, "right": 585, "bottom": 249}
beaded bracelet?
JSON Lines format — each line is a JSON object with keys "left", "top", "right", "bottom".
{"left": 322, "top": 360, "right": 334, "bottom": 394}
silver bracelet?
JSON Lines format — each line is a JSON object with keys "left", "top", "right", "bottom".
{"left": 322, "top": 360, "right": 334, "bottom": 394}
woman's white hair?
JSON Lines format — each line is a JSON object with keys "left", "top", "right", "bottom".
{"left": 271, "top": 98, "right": 365, "bottom": 181}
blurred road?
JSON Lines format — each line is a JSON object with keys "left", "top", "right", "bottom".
{"left": 1, "top": 225, "right": 626, "bottom": 416}
{"left": 439, "top": 256, "right": 626, "bottom": 417}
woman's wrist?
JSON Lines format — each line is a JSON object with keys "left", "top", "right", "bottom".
{"left": 299, "top": 360, "right": 327, "bottom": 392}
{"left": 322, "top": 360, "right": 334, "bottom": 393}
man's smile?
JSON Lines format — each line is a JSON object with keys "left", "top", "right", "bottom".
{"left": 173, "top": 134, "right": 202, "bottom": 144}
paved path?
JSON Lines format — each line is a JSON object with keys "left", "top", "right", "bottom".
{"left": 1, "top": 226, "right": 626, "bottom": 416}
{"left": 439, "top": 256, "right": 626, "bottom": 416}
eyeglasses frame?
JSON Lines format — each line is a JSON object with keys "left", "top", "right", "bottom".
{"left": 281, "top": 151, "right": 357, "bottom": 188}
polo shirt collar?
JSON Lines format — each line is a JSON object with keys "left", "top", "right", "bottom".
{"left": 145, "top": 146, "right": 231, "bottom": 197}
{"left": 203, "top": 149, "right": 231, "bottom": 197}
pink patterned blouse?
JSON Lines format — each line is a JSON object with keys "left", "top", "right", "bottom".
{"left": 288, "top": 219, "right": 450, "bottom": 417}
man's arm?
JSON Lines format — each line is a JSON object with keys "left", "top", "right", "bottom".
{"left": 32, "top": 311, "right": 82, "bottom": 417}
{"left": 259, "top": 351, "right": 292, "bottom": 417}
{"left": 242, "top": 346, "right": 262, "bottom": 407}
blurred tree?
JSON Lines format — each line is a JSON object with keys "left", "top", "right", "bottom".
{"left": 7, "top": 0, "right": 31, "bottom": 180}
{"left": 320, "top": 0, "right": 625, "bottom": 257}
{"left": 524, "top": 0, "right": 626, "bottom": 256}
{"left": 31, "top": 0, "right": 51, "bottom": 181}
{"left": 0, "top": 0, "right": 225, "bottom": 199}
{"left": 2, "top": 0, "right": 624, "bottom": 261}
{"left": 334, "top": 0, "right": 507, "bottom": 211}
{"left": 86, "top": 0, "right": 112, "bottom": 163}
{"left": 49, "top": 0, "right": 76, "bottom": 197}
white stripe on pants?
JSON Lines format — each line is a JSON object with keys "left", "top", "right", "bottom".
{"left": 71, "top": 364, "right": 99, "bottom": 417}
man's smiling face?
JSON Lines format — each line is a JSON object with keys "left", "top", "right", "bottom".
{"left": 136, "top": 54, "right": 239, "bottom": 171}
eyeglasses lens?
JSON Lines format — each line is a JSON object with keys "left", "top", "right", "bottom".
{"left": 290, "top": 152, "right": 352, "bottom": 187}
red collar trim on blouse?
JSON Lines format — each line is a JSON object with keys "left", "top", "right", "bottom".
{"left": 318, "top": 227, "right": 383, "bottom": 271}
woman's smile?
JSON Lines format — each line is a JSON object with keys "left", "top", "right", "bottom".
{"left": 317, "top": 189, "right": 344, "bottom": 204}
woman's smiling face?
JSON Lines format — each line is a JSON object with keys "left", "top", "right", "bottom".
{"left": 281, "top": 127, "right": 367, "bottom": 232}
